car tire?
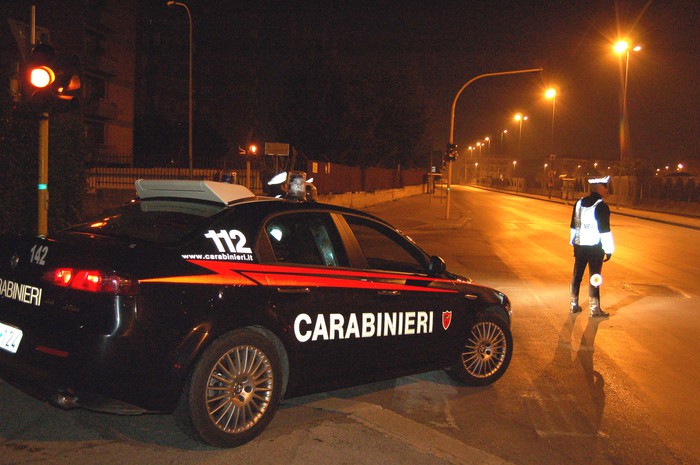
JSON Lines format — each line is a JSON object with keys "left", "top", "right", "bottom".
{"left": 447, "top": 313, "right": 512, "bottom": 386}
{"left": 176, "top": 328, "right": 283, "bottom": 448}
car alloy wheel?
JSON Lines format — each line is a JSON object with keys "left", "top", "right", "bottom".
{"left": 462, "top": 320, "right": 508, "bottom": 378}
{"left": 205, "top": 344, "right": 274, "bottom": 433}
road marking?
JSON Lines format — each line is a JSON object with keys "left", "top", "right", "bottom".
{"left": 310, "top": 397, "right": 514, "bottom": 465}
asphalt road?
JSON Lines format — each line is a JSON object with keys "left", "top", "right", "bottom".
{"left": 1, "top": 186, "right": 698, "bottom": 464}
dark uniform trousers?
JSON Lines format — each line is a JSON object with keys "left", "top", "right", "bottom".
{"left": 571, "top": 244, "right": 604, "bottom": 300}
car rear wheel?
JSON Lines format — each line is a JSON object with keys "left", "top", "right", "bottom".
{"left": 447, "top": 313, "right": 512, "bottom": 386}
{"left": 176, "top": 328, "right": 283, "bottom": 448}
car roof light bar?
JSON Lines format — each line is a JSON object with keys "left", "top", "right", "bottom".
{"left": 135, "top": 180, "right": 255, "bottom": 205}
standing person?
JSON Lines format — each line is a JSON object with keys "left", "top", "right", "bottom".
{"left": 569, "top": 176, "right": 614, "bottom": 317}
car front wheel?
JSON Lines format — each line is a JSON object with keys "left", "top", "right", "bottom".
{"left": 177, "top": 328, "right": 283, "bottom": 448}
{"left": 447, "top": 313, "right": 512, "bottom": 386}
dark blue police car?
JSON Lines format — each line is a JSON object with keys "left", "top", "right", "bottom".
{"left": 0, "top": 179, "right": 512, "bottom": 447}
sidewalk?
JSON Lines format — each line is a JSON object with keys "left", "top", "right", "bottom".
{"left": 365, "top": 186, "right": 700, "bottom": 232}
{"left": 499, "top": 187, "right": 700, "bottom": 230}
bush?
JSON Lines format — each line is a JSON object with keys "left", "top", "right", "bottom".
{"left": 0, "top": 97, "right": 89, "bottom": 234}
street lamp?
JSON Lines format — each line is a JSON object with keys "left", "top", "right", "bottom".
{"left": 468, "top": 146, "right": 474, "bottom": 183}
{"left": 484, "top": 137, "right": 491, "bottom": 154}
{"left": 544, "top": 88, "right": 557, "bottom": 155}
{"left": 513, "top": 160, "right": 518, "bottom": 194}
{"left": 613, "top": 39, "right": 641, "bottom": 208}
{"left": 499, "top": 129, "right": 508, "bottom": 153}
{"left": 514, "top": 113, "right": 528, "bottom": 156}
{"left": 167, "top": 1, "right": 193, "bottom": 179}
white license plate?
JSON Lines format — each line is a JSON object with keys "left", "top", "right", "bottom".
{"left": 0, "top": 322, "right": 23, "bottom": 354}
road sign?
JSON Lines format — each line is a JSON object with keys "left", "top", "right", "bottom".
{"left": 265, "top": 142, "right": 290, "bottom": 156}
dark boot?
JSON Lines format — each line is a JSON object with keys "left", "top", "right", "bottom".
{"left": 569, "top": 285, "right": 582, "bottom": 313}
{"left": 569, "top": 295, "right": 582, "bottom": 313}
{"left": 589, "top": 297, "right": 609, "bottom": 318}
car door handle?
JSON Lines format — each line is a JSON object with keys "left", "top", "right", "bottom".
{"left": 378, "top": 290, "right": 400, "bottom": 296}
{"left": 277, "top": 287, "right": 310, "bottom": 294}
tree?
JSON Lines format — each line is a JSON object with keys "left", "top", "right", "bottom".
{"left": 0, "top": 92, "right": 90, "bottom": 234}
{"left": 269, "top": 49, "right": 430, "bottom": 169}
{"left": 48, "top": 116, "right": 90, "bottom": 231}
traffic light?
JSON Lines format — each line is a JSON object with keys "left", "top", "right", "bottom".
{"left": 446, "top": 143, "right": 458, "bottom": 162}
{"left": 22, "top": 44, "right": 82, "bottom": 113}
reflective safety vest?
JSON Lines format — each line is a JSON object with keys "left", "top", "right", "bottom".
{"left": 574, "top": 199, "right": 603, "bottom": 246}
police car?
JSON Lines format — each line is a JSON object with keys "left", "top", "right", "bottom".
{"left": 0, "top": 178, "right": 512, "bottom": 448}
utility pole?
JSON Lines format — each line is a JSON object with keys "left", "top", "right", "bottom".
{"left": 31, "top": 5, "right": 49, "bottom": 237}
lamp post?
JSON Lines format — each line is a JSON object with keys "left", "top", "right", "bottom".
{"left": 613, "top": 40, "right": 641, "bottom": 208}
{"left": 167, "top": 1, "right": 193, "bottom": 179}
{"left": 544, "top": 88, "right": 557, "bottom": 199}
{"left": 499, "top": 129, "right": 508, "bottom": 154}
{"left": 513, "top": 160, "right": 518, "bottom": 194}
{"left": 446, "top": 67, "right": 542, "bottom": 219}
{"left": 467, "top": 146, "right": 474, "bottom": 183}
{"left": 514, "top": 113, "right": 528, "bottom": 157}
{"left": 484, "top": 136, "right": 490, "bottom": 154}
{"left": 544, "top": 88, "right": 557, "bottom": 155}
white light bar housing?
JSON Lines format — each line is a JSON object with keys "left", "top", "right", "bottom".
{"left": 135, "top": 179, "right": 255, "bottom": 205}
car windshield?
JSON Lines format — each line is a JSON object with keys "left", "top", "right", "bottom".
{"left": 64, "top": 199, "right": 226, "bottom": 244}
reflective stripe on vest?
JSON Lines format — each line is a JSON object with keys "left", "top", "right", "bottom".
{"left": 575, "top": 199, "right": 603, "bottom": 246}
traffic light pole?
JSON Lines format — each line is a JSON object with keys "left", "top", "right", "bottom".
{"left": 38, "top": 112, "right": 49, "bottom": 236}
{"left": 445, "top": 67, "right": 542, "bottom": 219}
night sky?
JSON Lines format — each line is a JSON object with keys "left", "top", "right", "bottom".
{"left": 182, "top": 0, "right": 699, "bottom": 170}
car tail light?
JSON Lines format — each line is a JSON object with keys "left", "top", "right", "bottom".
{"left": 43, "top": 268, "right": 139, "bottom": 296}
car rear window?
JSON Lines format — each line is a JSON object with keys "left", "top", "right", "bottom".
{"left": 64, "top": 199, "right": 226, "bottom": 244}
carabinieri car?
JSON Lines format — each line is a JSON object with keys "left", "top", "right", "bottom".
{"left": 0, "top": 179, "right": 512, "bottom": 448}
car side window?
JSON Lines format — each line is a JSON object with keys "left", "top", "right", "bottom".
{"left": 343, "top": 215, "right": 427, "bottom": 274}
{"left": 264, "top": 212, "right": 348, "bottom": 267}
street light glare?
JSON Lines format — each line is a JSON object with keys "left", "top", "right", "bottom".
{"left": 614, "top": 40, "right": 641, "bottom": 55}
{"left": 614, "top": 40, "right": 629, "bottom": 54}
{"left": 545, "top": 88, "right": 556, "bottom": 99}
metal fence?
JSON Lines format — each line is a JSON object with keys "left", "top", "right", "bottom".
{"left": 88, "top": 161, "right": 427, "bottom": 196}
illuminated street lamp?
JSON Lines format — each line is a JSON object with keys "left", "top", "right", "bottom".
{"left": 513, "top": 160, "right": 518, "bottom": 194}
{"left": 484, "top": 137, "right": 491, "bottom": 153}
{"left": 514, "top": 113, "right": 528, "bottom": 156}
{"left": 613, "top": 39, "right": 641, "bottom": 207}
{"left": 499, "top": 129, "right": 508, "bottom": 153}
{"left": 167, "top": 0, "right": 194, "bottom": 179}
{"left": 544, "top": 88, "right": 557, "bottom": 155}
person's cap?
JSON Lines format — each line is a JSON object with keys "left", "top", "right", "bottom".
{"left": 588, "top": 176, "right": 609, "bottom": 186}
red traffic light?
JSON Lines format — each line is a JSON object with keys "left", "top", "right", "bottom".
{"left": 22, "top": 44, "right": 82, "bottom": 113}
{"left": 29, "top": 66, "right": 55, "bottom": 88}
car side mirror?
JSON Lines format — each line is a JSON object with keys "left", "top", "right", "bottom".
{"left": 428, "top": 255, "right": 446, "bottom": 277}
